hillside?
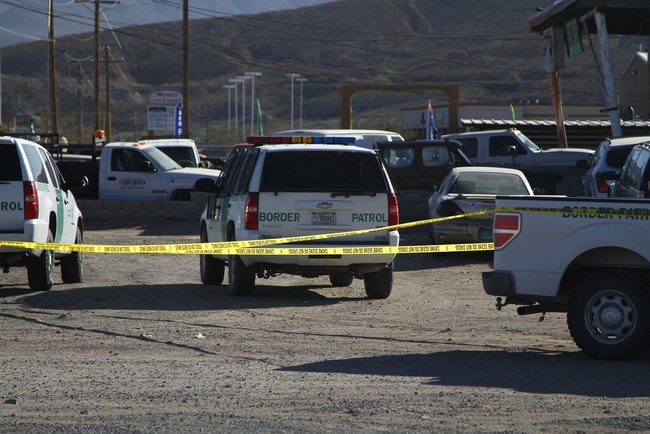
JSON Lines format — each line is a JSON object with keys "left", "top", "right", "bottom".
{"left": 0, "top": 0, "right": 634, "bottom": 144}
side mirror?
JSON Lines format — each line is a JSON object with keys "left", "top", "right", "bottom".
{"left": 64, "top": 174, "right": 89, "bottom": 191}
{"left": 508, "top": 145, "right": 518, "bottom": 157}
{"left": 137, "top": 160, "right": 157, "bottom": 172}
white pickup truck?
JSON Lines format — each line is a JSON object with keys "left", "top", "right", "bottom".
{"left": 442, "top": 129, "right": 593, "bottom": 167}
{"left": 59, "top": 142, "right": 221, "bottom": 200}
{"left": 482, "top": 196, "right": 650, "bottom": 360}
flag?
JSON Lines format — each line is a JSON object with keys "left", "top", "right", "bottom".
{"left": 256, "top": 98, "right": 264, "bottom": 135}
{"left": 508, "top": 102, "right": 516, "bottom": 121}
{"left": 426, "top": 99, "right": 437, "bottom": 140}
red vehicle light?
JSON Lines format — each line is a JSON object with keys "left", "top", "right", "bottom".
{"left": 493, "top": 213, "right": 520, "bottom": 249}
{"left": 436, "top": 200, "right": 464, "bottom": 217}
{"left": 388, "top": 193, "right": 399, "bottom": 226}
{"left": 23, "top": 181, "right": 39, "bottom": 220}
{"left": 245, "top": 192, "right": 259, "bottom": 230}
{"left": 595, "top": 173, "right": 611, "bottom": 193}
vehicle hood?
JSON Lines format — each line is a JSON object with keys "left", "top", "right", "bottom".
{"left": 167, "top": 167, "right": 221, "bottom": 179}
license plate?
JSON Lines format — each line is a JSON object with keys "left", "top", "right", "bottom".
{"left": 312, "top": 212, "right": 336, "bottom": 225}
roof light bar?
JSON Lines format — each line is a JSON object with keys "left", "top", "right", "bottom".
{"left": 246, "top": 136, "right": 356, "bottom": 145}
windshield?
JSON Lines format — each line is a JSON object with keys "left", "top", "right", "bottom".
{"left": 157, "top": 147, "right": 197, "bottom": 167}
{"left": 141, "top": 146, "right": 182, "bottom": 171}
{"left": 516, "top": 131, "right": 541, "bottom": 152}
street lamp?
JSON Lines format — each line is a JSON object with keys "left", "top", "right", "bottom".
{"left": 246, "top": 71, "right": 262, "bottom": 135}
{"left": 236, "top": 75, "right": 251, "bottom": 140}
{"left": 222, "top": 84, "right": 235, "bottom": 133}
{"left": 286, "top": 73, "right": 300, "bottom": 129}
{"left": 296, "top": 77, "right": 307, "bottom": 129}
{"left": 229, "top": 78, "right": 242, "bottom": 136}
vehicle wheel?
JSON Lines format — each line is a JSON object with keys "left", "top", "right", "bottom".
{"left": 61, "top": 227, "right": 84, "bottom": 283}
{"left": 329, "top": 273, "right": 354, "bottom": 287}
{"left": 27, "top": 229, "right": 54, "bottom": 291}
{"left": 227, "top": 229, "right": 255, "bottom": 296}
{"left": 364, "top": 263, "right": 393, "bottom": 299}
{"left": 567, "top": 270, "right": 650, "bottom": 360}
{"left": 200, "top": 227, "right": 224, "bottom": 285}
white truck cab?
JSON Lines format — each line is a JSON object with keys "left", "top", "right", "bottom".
{"left": 442, "top": 129, "right": 593, "bottom": 167}
{"left": 0, "top": 136, "right": 84, "bottom": 291}
{"left": 137, "top": 137, "right": 204, "bottom": 168}
{"left": 97, "top": 142, "right": 221, "bottom": 200}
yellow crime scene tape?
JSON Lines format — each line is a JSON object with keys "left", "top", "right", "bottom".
{"left": 0, "top": 210, "right": 497, "bottom": 255}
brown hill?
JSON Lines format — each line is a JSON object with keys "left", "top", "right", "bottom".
{"left": 0, "top": 0, "right": 634, "bottom": 143}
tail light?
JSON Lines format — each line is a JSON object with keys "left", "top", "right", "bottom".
{"left": 436, "top": 200, "right": 464, "bottom": 217}
{"left": 23, "top": 181, "right": 39, "bottom": 220}
{"left": 595, "top": 173, "right": 610, "bottom": 193}
{"left": 244, "top": 192, "right": 259, "bottom": 230}
{"left": 388, "top": 193, "right": 399, "bottom": 226}
{"left": 493, "top": 213, "right": 520, "bottom": 249}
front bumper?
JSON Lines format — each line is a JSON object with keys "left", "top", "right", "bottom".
{"left": 482, "top": 270, "right": 516, "bottom": 297}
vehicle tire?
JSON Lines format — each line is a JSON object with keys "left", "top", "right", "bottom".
{"left": 329, "top": 273, "right": 354, "bottom": 287}
{"left": 61, "top": 227, "right": 84, "bottom": 283}
{"left": 27, "top": 229, "right": 54, "bottom": 291}
{"left": 364, "top": 263, "right": 393, "bottom": 299}
{"left": 567, "top": 270, "right": 650, "bottom": 360}
{"left": 227, "top": 229, "right": 255, "bottom": 296}
{"left": 170, "top": 189, "right": 191, "bottom": 201}
{"left": 200, "top": 227, "right": 224, "bottom": 285}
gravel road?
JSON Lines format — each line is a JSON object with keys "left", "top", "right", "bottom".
{"left": 1, "top": 221, "right": 649, "bottom": 433}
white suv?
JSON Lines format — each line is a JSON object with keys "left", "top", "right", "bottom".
{"left": 199, "top": 136, "right": 400, "bottom": 298}
{"left": 0, "top": 137, "right": 84, "bottom": 291}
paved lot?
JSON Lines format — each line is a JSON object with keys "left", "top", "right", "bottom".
{"left": 0, "top": 221, "right": 649, "bottom": 433}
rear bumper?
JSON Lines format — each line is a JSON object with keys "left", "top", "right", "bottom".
{"left": 482, "top": 270, "right": 516, "bottom": 297}
{"left": 0, "top": 219, "right": 49, "bottom": 256}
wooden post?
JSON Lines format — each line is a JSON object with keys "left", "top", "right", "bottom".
{"left": 550, "top": 70, "right": 568, "bottom": 148}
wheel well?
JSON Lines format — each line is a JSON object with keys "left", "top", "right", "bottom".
{"left": 49, "top": 213, "right": 56, "bottom": 235}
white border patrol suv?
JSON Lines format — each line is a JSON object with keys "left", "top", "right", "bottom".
{"left": 0, "top": 136, "right": 84, "bottom": 291}
{"left": 199, "top": 136, "right": 400, "bottom": 298}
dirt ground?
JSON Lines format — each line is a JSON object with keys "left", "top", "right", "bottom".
{"left": 1, "top": 221, "right": 649, "bottom": 433}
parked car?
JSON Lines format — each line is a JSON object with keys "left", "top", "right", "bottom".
{"left": 0, "top": 136, "right": 84, "bottom": 291}
{"left": 582, "top": 136, "right": 650, "bottom": 197}
{"left": 610, "top": 142, "right": 650, "bottom": 198}
{"left": 198, "top": 135, "right": 399, "bottom": 298}
{"left": 427, "top": 166, "right": 533, "bottom": 244}
{"left": 376, "top": 140, "right": 472, "bottom": 191}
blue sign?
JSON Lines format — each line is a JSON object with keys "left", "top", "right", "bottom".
{"left": 174, "top": 102, "right": 184, "bottom": 137}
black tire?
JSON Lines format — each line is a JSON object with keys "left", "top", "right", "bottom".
{"left": 27, "top": 229, "right": 54, "bottom": 291}
{"left": 329, "top": 273, "right": 354, "bottom": 287}
{"left": 200, "top": 227, "right": 225, "bottom": 285}
{"left": 364, "top": 263, "right": 393, "bottom": 299}
{"left": 227, "top": 229, "right": 255, "bottom": 296}
{"left": 567, "top": 270, "right": 650, "bottom": 360}
{"left": 61, "top": 227, "right": 84, "bottom": 283}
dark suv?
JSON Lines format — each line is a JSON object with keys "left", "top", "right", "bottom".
{"left": 376, "top": 140, "right": 472, "bottom": 191}
{"left": 610, "top": 143, "right": 650, "bottom": 199}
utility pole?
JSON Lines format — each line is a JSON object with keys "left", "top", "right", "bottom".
{"left": 104, "top": 45, "right": 111, "bottom": 141}
{"left": 48, "top": 0, "right": 59, "bottom": 135}
{"left": 182, "top": 0, "right": 189, "bottom": 136}
{"left": 94, "top": 0, "right": 100, "bottom": 131}
{"left": 245, "top": 71, "right": 261, "bottom": 135}
{"left": 296, "top": 77, "right": 307, "bottom": 129}
{"left": 222, "top": 84, "right": 235, "bottom": 133}
{"left": 286, "top": 73, "right": 300, "bottom": 129}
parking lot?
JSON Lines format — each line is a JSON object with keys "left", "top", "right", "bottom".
{"left": 1, "top": 220, "right": 650, "bottom": 433}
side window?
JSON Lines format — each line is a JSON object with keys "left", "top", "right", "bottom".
{"left": 112, "top": 149, "right": 150, "bottom": 172}
{"left": 40, "top": 149, "right": 61, "bottom": 189}
{"left": 456, "top": 138, "right": 478, "bottom": 159}
{"left": 219, "top": 149, "right": 247, "bottom": 196}
{"left": 23, "top": 144, "right": 49, "bottom": 183}
{"left": 422, "top": 146, "right": 450, "bottom": 167}
{"left": 619, "top": 149, "right": 639, "bottom": 186}
{"left": 489, "top": 136, "right": 525, "bottom": 157}
{"left": 631, "top": 149, "right": 650, "bottom": 190}
{"left": 234, "top": 150, "right": 258, "bottom": 194}
{"left": 382, "top": 147, "right": 414, "bottom": 168}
